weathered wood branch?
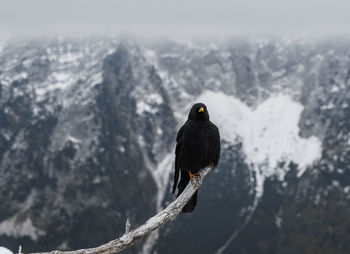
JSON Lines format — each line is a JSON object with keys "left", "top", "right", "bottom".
{"left": 27, "top": 165, "right": 212, "bottom": 254}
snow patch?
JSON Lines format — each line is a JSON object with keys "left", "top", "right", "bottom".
{"left": 35, "top": 71, "right": 74, "bottom": 100}
{"left": 51, "top": 71, "right": 70, "bottom": 82}
{"left": 0, "top": 72, "right": 28, "bottom": 86}
{"left": 0, "top": 216, "right": 45, "bottom": 241}
{"left": 331, "top": 85, "right": 340, "bottom": 93}
{"left": 136, "top": 101, "right": 154, "bottom": 115}
{"left": 66, "top": 135, "right": 81, "bottom": 144}
{"left": 136, "top": 93, "right": 164, "bottom": 115}
{"left": 0, "top": 247, "right": 13, "bottom": 254}
{"left": 58, "top": 52, "right": 82, "bottom": 64}
{"left": 198, "top": 91, "right": 322, "bottom": 197}
{"left": 0, "top": 189, "right": 45, "bottom": 241}
{"left": 152, "top": 154, "right": 174, "bottom": 212}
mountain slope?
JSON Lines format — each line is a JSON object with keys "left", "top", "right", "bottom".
{"left": 0, "top": 37, "right": 349, "bottom": 254}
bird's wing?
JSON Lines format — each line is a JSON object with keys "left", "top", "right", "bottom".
{"left": 176, "top": 123, "right": 186, "bottom": 142}
{"left": 210, "top": 123, "right": 221, "bottom": 168}
{"left": 213, "top": 128, "right": 221, "bottom": 167}
{"left": 172, "top": 124, "right": 185, "bottom": 193}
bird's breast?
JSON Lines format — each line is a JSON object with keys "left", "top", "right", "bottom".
{"left": 179, "top": 124, "right": 212, "bottom": 172}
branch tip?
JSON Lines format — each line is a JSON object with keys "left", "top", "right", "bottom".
{"left": 125, "top": 218, "right": 131, "bottom": 233}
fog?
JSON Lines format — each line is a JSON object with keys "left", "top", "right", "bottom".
{"left": 0, "top": 0, "right": 349, "bottom": 38}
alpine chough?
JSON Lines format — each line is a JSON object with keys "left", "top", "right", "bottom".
{"left": 172, "top": 103, "right": 220, "bottom": 213}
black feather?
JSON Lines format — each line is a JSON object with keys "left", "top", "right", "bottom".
{"left": 173, "top": 103, "right": 220, "bottom": 213}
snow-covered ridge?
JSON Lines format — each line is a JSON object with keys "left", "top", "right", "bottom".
{"left": 198, "top": 91, "right": 322, "bottom": 197}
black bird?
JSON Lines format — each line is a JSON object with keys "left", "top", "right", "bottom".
{"left": 172, "top": 103, "right": 220, "bottom": 213}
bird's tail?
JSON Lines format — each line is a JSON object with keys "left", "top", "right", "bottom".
{"left": 177, "top": 170, "right": 198, "bottom": 213}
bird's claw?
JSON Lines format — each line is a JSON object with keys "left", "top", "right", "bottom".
{"left": 189, "top": 172, "right": 202, "bottom": 187}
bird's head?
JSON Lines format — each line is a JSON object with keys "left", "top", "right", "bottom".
{"left": 188, "top": 103, "right": 209, "bottom": 121}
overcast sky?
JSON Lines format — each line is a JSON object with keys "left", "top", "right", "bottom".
{"left": 0, "top": 0, "right": 349, "bottom": 38}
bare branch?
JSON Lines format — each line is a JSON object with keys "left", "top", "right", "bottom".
{"left": 124, "top": 218, "right": 131, "bottom": 234}
{"left": 28, "top": 165, "right": 212, "bottom": 254}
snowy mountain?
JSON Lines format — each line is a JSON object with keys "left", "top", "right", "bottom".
{"left": 0, "top": 36, "right": 349, "bottom": 254}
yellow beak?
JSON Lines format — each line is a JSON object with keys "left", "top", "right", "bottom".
{"left": 198, "top": 107, "right": 204, "bottom": 112}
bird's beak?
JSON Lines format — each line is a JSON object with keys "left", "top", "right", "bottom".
{"left": 198, "top": 107, "right": 204, "bottom": 112}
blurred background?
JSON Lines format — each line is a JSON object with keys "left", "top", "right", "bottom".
{"left": 0, "top": 1, "right": 349, "bottom": 254}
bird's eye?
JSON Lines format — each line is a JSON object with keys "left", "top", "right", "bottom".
{"left": 198, "top": 107, "right": 205, "bottom": 113}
